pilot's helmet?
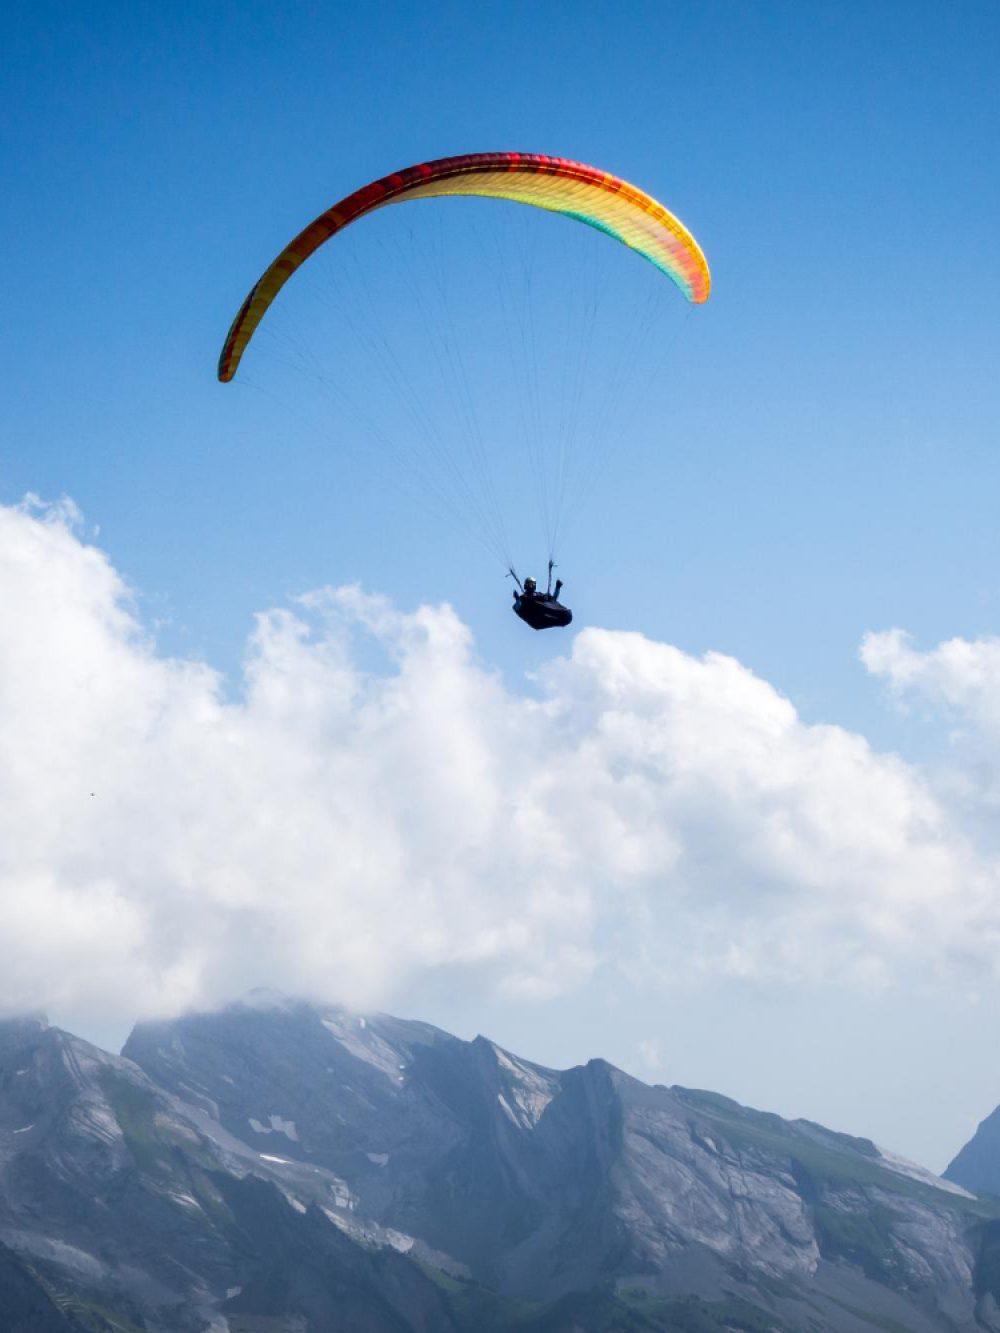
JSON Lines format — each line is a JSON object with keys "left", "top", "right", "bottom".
{"left": 523, "top": 576, "right": 537, "bottom": 593}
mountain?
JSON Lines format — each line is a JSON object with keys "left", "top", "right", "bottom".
{"left": 0, "top": 1235, "right": 92, "bottom": 1332}
{"left": 947, "top": 1105, "right": 1000, "bottom": 1199}
{"left": 2, "top": 996, "right": 1000, "bottom": 1331}
{"left": 0, "top": 1010, "right": 480, "bottom": 1332}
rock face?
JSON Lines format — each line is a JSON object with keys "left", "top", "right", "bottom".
{"left": 0, "top": 1236, "right": 91, "bottom": 1332}
{"left": 2, "top": 996, "right": 1000, "bottom": 1331}
{"left": 947, "top": 1105, "right": 1000, "bottom": 1197}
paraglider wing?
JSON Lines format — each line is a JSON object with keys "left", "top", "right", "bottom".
{"left": 217, "top": 151, "right": 711, "bottom": 383}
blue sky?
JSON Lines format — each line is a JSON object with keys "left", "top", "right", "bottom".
{"left": 6, "top": 0, "right": 999, "bottom": 728}
{"left": 4, "top": 1, "right": 1000, "bottom": 1168}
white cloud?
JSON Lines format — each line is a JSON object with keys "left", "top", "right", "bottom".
{"left": 863, "top": 628, "right": 1000, "bottom": 739}
{"left": 3, "top": 498, "right": 1000, "bottom": 1030}
{"left": 862, "top": 626, "right": 1000, "bottom": 858}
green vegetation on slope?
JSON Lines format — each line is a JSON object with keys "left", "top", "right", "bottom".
{"left": 676, "top": 1088, "right": 999, "bottom": 1216}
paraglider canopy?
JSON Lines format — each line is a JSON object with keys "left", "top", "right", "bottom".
{"left": 218, "top": 151, "right": 711, "bottom": 383}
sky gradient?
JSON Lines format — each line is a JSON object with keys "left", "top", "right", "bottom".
{"left": 4, "top": 0, "right": 1000, "bottom": 1170}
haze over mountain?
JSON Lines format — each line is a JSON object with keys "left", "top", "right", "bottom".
{"left": 3, "top": 994, "right": 1000, "bottom": 1332}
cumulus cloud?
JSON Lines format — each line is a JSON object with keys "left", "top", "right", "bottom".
{"left": 863, "top": 626, "right": 1000, "bottom": 844}
{"left": 863, "top": 628, "right": 1000, "bottom": 739}
{"left": 2, "top": 498, "right": 1000, "bottom": 1028}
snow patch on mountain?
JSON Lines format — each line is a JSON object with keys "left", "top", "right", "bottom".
{"left": 167, "top": 1191, "right": 202, "bottom": 1211}
{"left": 248, "top": 1114, "right": 298, "bottom": 1140}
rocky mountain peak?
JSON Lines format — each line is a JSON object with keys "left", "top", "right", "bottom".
{"left": 947, "top": 1103, "right": 1000, "bottom": 1197}
{"left": 2, "top": 994, "right": 999, "bottom": 1331}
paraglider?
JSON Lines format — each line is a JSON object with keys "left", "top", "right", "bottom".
{"left": 217, "top": 152, "right": 710, "bottom": 632}
{"left": 512, "top": 563, "right": 572, "bottom": 631}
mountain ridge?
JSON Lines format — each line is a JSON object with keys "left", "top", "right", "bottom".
{"left": 0, "top": 995, "right": 996, "bottom": 1331}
